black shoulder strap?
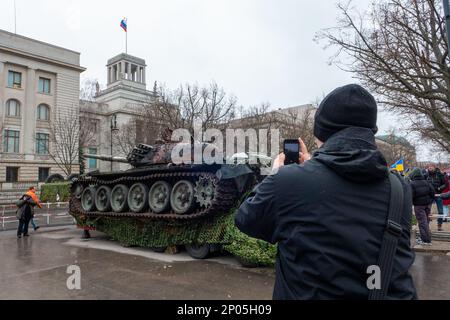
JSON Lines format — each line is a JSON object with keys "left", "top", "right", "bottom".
{"left": 368, "top": 172, "right": 404, "bottom": 300}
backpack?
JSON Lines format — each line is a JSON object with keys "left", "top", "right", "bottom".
{"left": 15, "top": 195, "right": 30, "bottom": 220}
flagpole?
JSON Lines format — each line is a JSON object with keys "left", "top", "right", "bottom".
{"left": 14, "top": 0, "right": 17, "bottom": 34}
{"left": 126, "top": 30, "right": 128, "bottom": 54}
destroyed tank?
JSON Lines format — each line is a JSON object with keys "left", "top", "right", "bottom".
{"left": 69, "top": 138, "right": 269, "bottom": 259}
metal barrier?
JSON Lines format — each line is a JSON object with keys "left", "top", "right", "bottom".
{"left": 1, "top": 202, "right": 75, "bottom": 231}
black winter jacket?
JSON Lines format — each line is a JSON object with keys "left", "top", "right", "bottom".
{"left": 235, "top": 127, "right": 417, "bottom": 300}
{"left": 409, "top": 170, "right": 435, "bottom": 206}
{"left": 16, "top": 195, "right": 36, "bottom": 221}
{"left": 427, "top": 169, "right": 447, "bottom": 193}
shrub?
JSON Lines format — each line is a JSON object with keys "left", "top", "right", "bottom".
{"left": 40, "top": 182, "right": 71, "bottom": 203}
{"left": 223, "top": 214, "right": 277, "bottom": 267}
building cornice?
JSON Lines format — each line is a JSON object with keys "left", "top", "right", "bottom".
{"left": 0, "top": 45, "right": 86, "bottom": 73}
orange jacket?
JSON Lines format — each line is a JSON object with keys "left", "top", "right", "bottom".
{"left": 26, "top": 190, "right": 42, "bottom": 209}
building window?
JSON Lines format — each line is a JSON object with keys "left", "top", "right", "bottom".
{"left": 6, "top": 167, "right": 19, "bottom": 183}
{"left": 7, "top": 71, "right": 22, "bottom": 88}
{"left": 38, "top": 168, "right": 50, "bottom": 182}
{"left": 37, "top": 104, "right": 50, "bottom": 121}
{"left": 6, "top": 99, "right": 21, "bottom": 117}
{"left": 36, "top": 133, "right": 50, "bottom": 155}
{"left": 3, "top": 130, "right": 20, "bottom": 153}
{"left": 38, "top": 77, "right": 51, "bottom": 94}
{"left": 88, "top": 147, "right": 97, "bottom": 169}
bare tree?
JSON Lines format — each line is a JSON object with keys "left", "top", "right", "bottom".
{"left": 229, "top": 104, "right": 317, "bottom": 154}
{"left": 80, "top": 78, "right": 100, "bottom": 102}
{"left": 279, "top": 107, "right": 317, "bottom": 152}
{"left": 115, "top": 120, "right": 138, "bottom": 156}
{"left": 152, "top": 82, "right": 237, "bottom": 135}
{"left": 316, "top": 0, "right": 450, "bottom": 152}
{"left": 47, "top": 108, "right": 97, "bottom": 177}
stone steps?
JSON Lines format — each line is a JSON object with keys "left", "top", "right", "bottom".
{"left": 416, "top": 230, "right": 450, "bottom": 242}
{"left": 0, "top": 190, "right": 41, "bottom": 206}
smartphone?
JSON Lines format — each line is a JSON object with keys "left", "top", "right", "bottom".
{"left": 284, "top": 139, "right": 300, "bottom": 165}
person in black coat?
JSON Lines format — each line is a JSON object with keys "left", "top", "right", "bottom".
{"left": 235, "top": 84, "right": 417, "bottom": 300}
{"left": 427, "top": 166, "right": 448, "bottom": 231}
{"left": 16, "top": 194, "right": 37, "bottom": 239}
{"left": 409, "top": 168, "right": 435, "bottom": 244}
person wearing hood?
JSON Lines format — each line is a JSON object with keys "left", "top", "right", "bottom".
{"left": 235, "top": 84, "right": 416, "bottom": 300}
{"left": 409, "top": 168, "right": 435, "bottom": 245}
{"left": 427, "top": 166, "right": 447, "bottom": 231}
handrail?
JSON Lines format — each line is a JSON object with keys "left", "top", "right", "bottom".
{"left": 1, "top": 202, "right": 73, "bottom": 231}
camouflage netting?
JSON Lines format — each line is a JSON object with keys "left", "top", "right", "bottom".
{"left": 95, "top": 214, "right": 235, "bottom": 247}
{"left": 72, "top": 191, "right": 277, "bottom": 267}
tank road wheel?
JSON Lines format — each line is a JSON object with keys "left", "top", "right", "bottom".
{"left": 194, "top": 176, "right": 217, "bottom": 208}
{"left": 185, "top": 244, "right": 211, "bottom": 259}
{"left": 95, "top": 186, "right": 112, "bottom": 212}
{"left": 73, "top": 183, "right": 84, "bottom": 199}
{"left": 149, "top": 181, "right": 172, "bottom": 214}
{"left": 111, "top": 184, "right": 129, "bottom": 212}
{"left": 128, "top": 183, "right": 149, "bottom": 213}
{"left": 170, "top": 180, "right": 195, "bottom": 214}
{"left": 81, "top": 187, "right": 96, "bottom": 212}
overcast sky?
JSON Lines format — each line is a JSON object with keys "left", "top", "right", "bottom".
{"left": 0, "top": 0, "right": 447, "bottom": 161}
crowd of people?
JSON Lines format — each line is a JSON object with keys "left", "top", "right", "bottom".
{"left": 408, "top": 166, "right": 449, "bottom": 245}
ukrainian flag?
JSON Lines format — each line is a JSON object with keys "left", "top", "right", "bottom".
{"left": 391, "top": 159, "right": 404, "bottom": 172}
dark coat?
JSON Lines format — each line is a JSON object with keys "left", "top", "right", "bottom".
{"left": 16, "top": 195, "right": 36, "bottom": 221}
{"left": 427, "top": 169, "right": 447, "bottom": 193}
{"left": 235, "top": 127, "right": 417, "bottom": 300}
{"left": 409, "top": 169, "right": 435, "bottom": 206}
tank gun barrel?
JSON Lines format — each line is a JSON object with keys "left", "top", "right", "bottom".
{"left": 83, "top": 154, "right": 129, "bottom": 163}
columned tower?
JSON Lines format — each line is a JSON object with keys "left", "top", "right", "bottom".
{"left": 95, "top": 53, "right": 155, "bottom": 107}
{"left": 106, "top": 53, "right": 146, "bottom": 89}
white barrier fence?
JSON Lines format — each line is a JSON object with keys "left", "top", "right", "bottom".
{"left": 1, "top": 202, "right": 75, "bottom": 230}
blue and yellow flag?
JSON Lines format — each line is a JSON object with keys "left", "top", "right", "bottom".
{"left": 391, "top": 159, "right": 404, "bottom": 172}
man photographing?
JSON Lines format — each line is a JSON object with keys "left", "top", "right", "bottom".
{"left": 235, "top": 84, "right": 417, "bottom": 300}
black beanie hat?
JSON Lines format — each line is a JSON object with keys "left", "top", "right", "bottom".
{"left": 313, "top": 84, "right": 378, "bottom": 142}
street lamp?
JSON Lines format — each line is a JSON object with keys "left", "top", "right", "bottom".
{"left": 110, "top": 114, "right": 119, "bottom": 171}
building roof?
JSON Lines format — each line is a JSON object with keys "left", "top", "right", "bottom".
{"left": 107, "top": 53, "right": 146, "bottom": 67}
{"left": 376, "top": 134, "right": 414, "bottom": 149}
{"left": 0, "top": 28, "right": 85, "bottom": 72}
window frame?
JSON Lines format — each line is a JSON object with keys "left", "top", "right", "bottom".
{"left": 38, "top": 167, "right": 50, "bottom": 182}
{"left": 3, "top": 130, "right": 20, "bottom": 153}
{"left": 38, "top": 77, "right": 51, "bottom": 94}
{"left": 7, "top": 71, "right": 22, "bottom": 89}
{"left": 37, "top": 104, "right": 50, "bottom": 121}
{"left": 88, "top": 147, "right": 98, "bottom": 169}
{"left": 6, "top": 167, "right": 19, "bottom": 183}
{"left": 36, "top": 132, "right": 50, "bottom": 155}
{"left": 5, "top": 99, "right": 21, "bottom": 118}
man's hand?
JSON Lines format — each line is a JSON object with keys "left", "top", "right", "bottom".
{"left": 272, "top": 153, "right": 286, "bottom": 172}
{"left": 299, "top": 138, "right": 311, "bottom": 163}
{"left": 272, "top": 138, "right": 311, "bottom": 172}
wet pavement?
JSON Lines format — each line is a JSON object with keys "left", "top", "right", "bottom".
{"left": 0, "top": 226, "right": 449, "bottom": 300}
{"left": 0, "top": 227, "right": 274, "bottom": 300}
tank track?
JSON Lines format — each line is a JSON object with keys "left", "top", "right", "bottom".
{"left": 70, "top": 170, "right": 238, "bottom": 221}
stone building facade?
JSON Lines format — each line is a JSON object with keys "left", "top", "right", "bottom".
{"left": 0, "top": 29, "right": 85, "bottom": 189}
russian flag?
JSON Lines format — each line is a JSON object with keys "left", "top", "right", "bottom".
{"left": 120, "top": 18, "right": 127, "bottom": 32}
